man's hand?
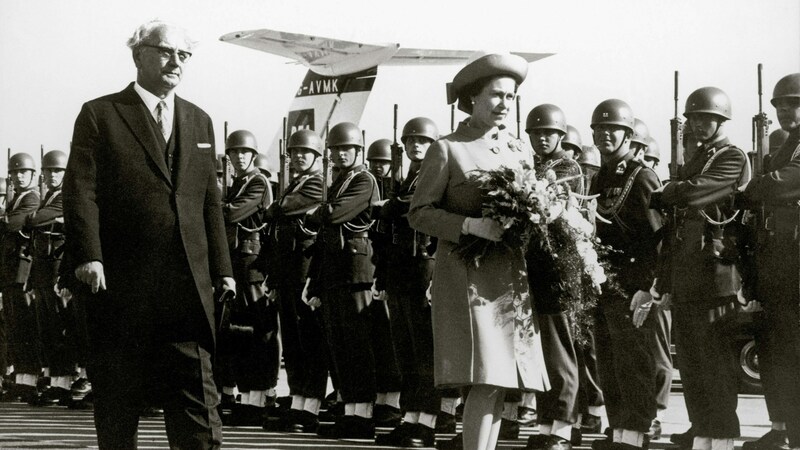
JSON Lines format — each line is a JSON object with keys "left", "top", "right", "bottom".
{"left": 629, "top": 290, "right": 653, "bottom": 328}
{"left": 75, "top": 261, "right": 106, "bottom": 294}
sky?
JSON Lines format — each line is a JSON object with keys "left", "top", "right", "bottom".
{"left": 1, "top": 0, "right": 799, "bottom": 180}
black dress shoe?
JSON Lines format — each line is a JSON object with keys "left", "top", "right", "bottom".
{"left": 581, "top": 414, "right": 602, "bottom": 434}
{"left": 526, "top": 434, "right": 572, "bottom": 450}
{"left": 518, "top": 406, "right": 537, "bottom": 426}
{"left": 435, "top": 412, "right": 457, "bottom": 434}
{"left": 229, "top": 404, "right": 264, "bottom": 426}
{"left": 403, "top": 423, "right": 436, "bottom": 448}
{"left": 376, "top": 422, "right": 414, "bottom": 446}
{"left": 70, "top": 378, "right": 92, "bottom": 402}
{"left": 670, "top": 427, "right": 695, "bottom": 449}
{"left": 280, "top": 410, "right": 319, "bottom": 433}
{"left": 499, "top": 418, "right": 520, "bottom": 439}
{"left": 317, "top": 415, "right": 375, "bottom": 439}
{"left": 36, "top": 386, "right": 70, "bottom": 407}
{"left": 219, "top": 393, "right": 237, "bottom": 411}
{"left": 742, "top": 430, "right": 789, "bottom": 450}
{"left": 374, "top": 404, "right": 402, "bottom": 428}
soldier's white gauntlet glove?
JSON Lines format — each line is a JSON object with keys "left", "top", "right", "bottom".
{"left": 630, "top": 290, "right": 653, "bottom": 328}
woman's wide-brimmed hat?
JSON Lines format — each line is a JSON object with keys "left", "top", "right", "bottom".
{"left": 446, "top": 53, "right": 529, "bottom": 113}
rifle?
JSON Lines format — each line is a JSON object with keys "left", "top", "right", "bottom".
{"left": 390, "top": 104, "right": 403, "bottom": 197}
{"left": 450, "top": 104, "right": 455, "bottom": 133}
{"left": 669, "top": 71, "right": 684, "bottom": 181}
{"left": 6, "top": 148, "right": 14, "bottom": 206}
{"left": 752, "top": 63, "right": 771, "bottom": 176}
{"left": 516, "top": 95, "right": 522, "bottom": 138}
{"left": 222, "top": 121, "right": 230, "bottom": 199}
{"left": 279, "top": 117, "right": 288, "bottom": 198}
{"left": 39, "top": 145, "right": 46, "bottom": 198}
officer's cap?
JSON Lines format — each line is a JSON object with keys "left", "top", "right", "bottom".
{"left": 446, "top": 53, "right": 528, "bottom": 114}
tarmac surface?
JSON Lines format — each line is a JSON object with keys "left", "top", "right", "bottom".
{"left": 0, "top": 377, "right": 772, "bottom": 450}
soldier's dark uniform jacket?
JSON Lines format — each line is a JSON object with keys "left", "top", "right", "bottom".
{"left": 650, "top": 137, "right": 748, "bottom": 302}
{"left": 224, "top": 168, "right": 272, "bottom": 283}
{"left": 0, "top": 188, "right": 41, "bottom": 287}
{"left": 308, "top": 164, "right": 379, "bottom": 293}
{"left": 27, "top": 187, "right": 65, "bottom": 288}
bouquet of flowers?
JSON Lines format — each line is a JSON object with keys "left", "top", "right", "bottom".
{"left": 454, "top": 160, "right": 609, "bottom": 343}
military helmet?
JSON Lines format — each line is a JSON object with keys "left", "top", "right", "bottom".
{"left": 525, "top": 104, "right": 567, "bottom": 134}
{"left": 644, "top": 137, "right": 661, "bottom": 161}
{"left": 327, "top": 122, "right": 363, "bottom": 148}
{"left": 684, "top": 87, "right": 731, "bottom": 120}
{"left": 591, "top": 99, "right": 635, "bottom": 132}
{"left": 367, "top": 139, "right": 392, "bottom": 162}
{"left": 578, "top": 145, "right": 601, "bottom": 168}
{"left": 287, "top": 129, "right": 324, "bottom": 156}
{"left": 771, "top": 73, "right": 800, "bottom": 107}
{"left": 9, "top": 153, "right": 36, "bottom": 172}
{"left": 0, "top": 177, "right": 6, "bottom": 196}
{"left": 562, "top": 125, "right": 583, "bottom": 152}
{"left": 253, "top": 154, "right": 272, "bottom": 178}
{"left": 216, "top": 154, "right": 225, "bottom": 174}
{"left": 769, "top": 128, "right": 790, "bottom": 154}
{"left": 225, "top": 130, "right": 258, "bottom": 154}
{"left": 631, "top": 119, "right": 651, "bottom": 147}
{"left": 42, "top": 150, "right": 68, "bottom": 170}
{"left": 402, "top": 117, "right": 439, "bottom": 144}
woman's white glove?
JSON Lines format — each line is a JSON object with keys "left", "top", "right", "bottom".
{"left": 462, "top": 217, "right": 503, "bottom": 242}
{"left": 630, "top": 290, "right": 653, "bottom": 328}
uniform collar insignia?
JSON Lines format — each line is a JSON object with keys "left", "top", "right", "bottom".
{"left": 615, "top": 160, "right": 627, "bottom": 175}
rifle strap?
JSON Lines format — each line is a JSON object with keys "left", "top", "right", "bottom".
{"left": 337, "top": 168, "right": 378, "bottom": 233}
{"left": 698, "top": 144, "right": 747, "bottom": 226}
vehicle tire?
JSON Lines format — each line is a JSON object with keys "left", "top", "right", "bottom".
{"left": 737, "top": 338, "right": 762, "bottom": 394}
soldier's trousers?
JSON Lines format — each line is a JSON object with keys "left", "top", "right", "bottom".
{"left": 536, "top": 312, "right": 580, "bottom": 424}
{"left": 594, "top": 295, "right": 657, "bottom": 433}
{"left": 2, "top": 285, "right": 43, "bottom": 374}
{"left": 321, "top": 285, "right": 376, "bottom": 404}
{"left": 575, "top": 323, "right": 605, "bottom": 414}
{"left": 369, "top": 298, "right": 402, "bottom": 394}
{"left": 761, "top": 294, "right": 800, "bottom": 446}
{"left": 386, "top": 283, "right": 438, "bottom": 414}
{"left": 277, "top": 282, "right": 328, "bottom": 400}
{"left": 673, "top": 298, "right": 740, "bottom": 438}
{"left": 651, "top": 306, "right": 673, "bottom": 412}
{"left": 36, "top": 285, "right": 73, "bottom": 377}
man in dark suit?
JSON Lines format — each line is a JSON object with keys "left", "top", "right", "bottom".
{"left": 63, "top": 20, "right": 234, "bottom": 449}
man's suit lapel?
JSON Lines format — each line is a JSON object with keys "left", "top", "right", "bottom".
{"left": 174, "top": 96, "right": 194, "bottom": 190}
{"left": 115, "top": 84, "right": 173, "bottom": 186}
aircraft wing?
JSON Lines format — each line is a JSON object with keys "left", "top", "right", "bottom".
{"left": 219, "top": 28, "right": 553, "bottom": 76}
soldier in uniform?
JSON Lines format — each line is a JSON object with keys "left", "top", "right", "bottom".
{"left": 365, "top": 138, "right": 403, "bottom": 428}
{"left": 588, "top": 99, "right": 662, "bottom": 450}
{"left": 373, "top": 117, "right": 440, "bottom": 448}
{"left": 26, "top": 150, "right": 69, "bottom": 406}
{"left": 524, "top": 103, "right": 584, "bottom": 450}
{"left": 1, "top": 153, "right": 42, "bottom": 402}
{"left": 650, "top": 87, "right": 748, "bottom": 450}
{"left": 253, "top": 154, "right": 278, "bottom": 200}
{"left": 642, "top": 138, "right": 660, "bottom": 171}
{"left": 562, "top": 125, "right": 584, "bottom": 160}
{"left": 262, "top": 129, "right": 328, "bottom": 433}
{"left": 306, "top": 122, "right": 381, "bottom": 439}
{"left": 629, "top": 118, "right": 651, "bottom": 163}
{"left": 579, "top": 146, "right": 602, "bottom": 193}
{"left": 220, "top": 130, "right": 278, "bottom": 426}
{"left": 738, "top": 73, "right": 800, "bottom": 450}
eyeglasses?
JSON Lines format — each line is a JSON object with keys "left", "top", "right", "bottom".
{"left": 141, "top": 44, "right": 192, "bottom": 63}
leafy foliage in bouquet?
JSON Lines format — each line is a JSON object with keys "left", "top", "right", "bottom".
{"left": 455, "top": 160, "right": 611, "bottom": 343}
